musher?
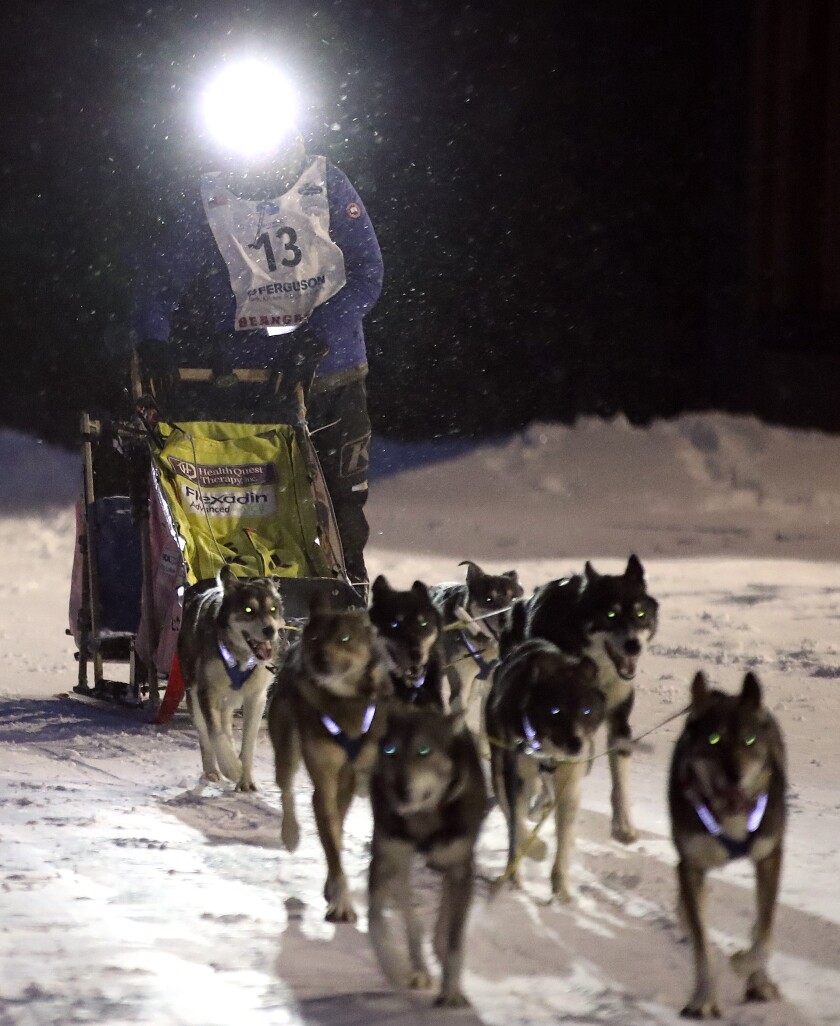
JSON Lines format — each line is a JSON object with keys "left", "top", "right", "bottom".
{"left": 131, "top": 61, "right": 384, "bottom": 597}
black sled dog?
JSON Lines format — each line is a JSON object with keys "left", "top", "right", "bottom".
{"left": 368, "top": 704, "right": 487, "bottom": 1008}
{"left": 668, "top": 670, "right": 786, "bottom": 1019}
{"left": 179, "top": 566, "right": 286, "bottom": 791}
{"left": 368, "top": 575, "right": 446, "bottom": 709}
{"left": 268, "top": 592, "right": 391, "bottom": 922}
{"left": 501, "top": 554, "right": 658, "bottom": 842}
{"left": 485, "top": 640, "right": 605, "bottom": 900}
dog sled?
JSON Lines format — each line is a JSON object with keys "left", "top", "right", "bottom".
{"left": 68, "top": 343, "right": 361, "bottom": 715}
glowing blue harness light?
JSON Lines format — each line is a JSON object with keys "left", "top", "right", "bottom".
{"left": 320, "top": 704, "right": 376, "bottom": 762}
{"left": 692, "top": 791, "right": 769, "bottom": 860}
{"left": 521, "top": 715, "right": 542, "bottom": 754}
{"left": 518, "top": 716, "right": 562, "bottom": 776}
{"left": 217, "top": 640, "right": 258, "bottom": 690}
{"left": 458, "top": 630, "right": 495, "bottom": 681}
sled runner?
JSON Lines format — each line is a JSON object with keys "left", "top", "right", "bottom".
{"left": 68, "top": 344, "right": 361, "bottom": 712}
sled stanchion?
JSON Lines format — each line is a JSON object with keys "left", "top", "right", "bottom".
{"left": 125, "top": 433, "right": 160, "bottom": 712}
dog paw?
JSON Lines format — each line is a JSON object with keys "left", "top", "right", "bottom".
{"left": 281, "top": 816, "right": 300, "bottom": 852}
{"left": 235, "top": 779, "right": 257, "bottom": 792}
{"left": 680, "top": 998, "right": 721, "bottom": 1019}
{"left": 325, "top": 878, "right": 356, "bottom": 923}
{"left": 325, "top": 900, "right": 357, "bottom": 924}
{"left": 408, "top": 971, "right": 433, "bottom": 990}
{"left": 610, "top": 822, "right": 639, "bottom": 844}
{"left": 202, "top": 770, "right": 222, "bottom": 783}
{"left": 549, "top": 882, "right": 573, "bottom": 904}
{"left": 744, "top": 971, "right": 780, "bottom": 1003}
{"left": 435, "top": 990, "right": 470, "bottom": 1008}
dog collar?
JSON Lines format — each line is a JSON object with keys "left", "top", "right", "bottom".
{"left": 320, "top": 704, "right": 376, "bottom": 762}
{"left": 217, "top": 640, "right": 258, "bottom": 691}
{"left": 692, "top": 791, "right": 769, "bottom": 860}
{"left": 458, "top": 630, "right": 495, "bottom": 681}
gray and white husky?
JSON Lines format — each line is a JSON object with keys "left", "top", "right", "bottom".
{"left": 178, "top": 565, "right": 286, "bottom": 791}
{"left": 368, "top": 704, "right": 487, "bottom": 1007}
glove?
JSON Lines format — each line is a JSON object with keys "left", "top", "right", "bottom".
{"left": 267, "top": 322, "right": 329, "bottom": 393}
{"left": 136, "top": 338, "right": 177, "bottom": 391}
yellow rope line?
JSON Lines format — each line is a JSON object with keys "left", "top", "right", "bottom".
{"left": 440, "top": 604, "right": 514, "bottom": 632}
{"left": 489, "top": 774, "right": 570, "bottom": 892}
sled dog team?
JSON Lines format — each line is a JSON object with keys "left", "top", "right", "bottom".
{"left": 178, "top": 557, "right": 787, "bottom": 1017}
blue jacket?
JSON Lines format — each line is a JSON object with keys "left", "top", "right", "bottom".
{"left": 132, "top": 160, "right": 383, "bottom": 382}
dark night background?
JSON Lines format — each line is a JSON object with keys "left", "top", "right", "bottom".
{"left": 5, "top": 1, "right": 840, "bottom": 447}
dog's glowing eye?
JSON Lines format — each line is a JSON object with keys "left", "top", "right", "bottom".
{"left": 244, "top": 606, "right": 253, "bottom": 614}
{"left": 607, "top": 610, "right": 617, "bottom": 619}
{"left": 636, "top": 610, "right": 646, "bottom": 619}
{"left": 418, "top": 746, "right": 431, "bottom": 756}
{"left": 418, "top": 618, "right": 428, "bottom": 628}
{"left": 744, "top": 734, "right": 757, "bottom": 746}
{"left": 382, "top": 743, "right": 397, "bottom": 755}
{"left": 269, "top": 605, "right": 277, "bottom": 613}
{"left": 708, "top": 732, "right": 721, "bottom": 745}
{"left": 550, "top": 707, "right": 560, "bottom": 715}
{"left": 390, "top": 621, "right": 400, "bottom": 630}
{"left": 582, "top": 707, "right": 592, "bottom": 716}
{"left": 340, "top": 634, "right": 351, "bottom": 643}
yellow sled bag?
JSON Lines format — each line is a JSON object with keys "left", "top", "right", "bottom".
{"left": 153, "top": 421, "right": 333, "bottom": 584}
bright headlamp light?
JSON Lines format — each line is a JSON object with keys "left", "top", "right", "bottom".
{"left": 200, "top": 60, "right": 299, "bottom": 158}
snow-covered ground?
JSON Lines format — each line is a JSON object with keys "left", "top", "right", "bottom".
{"left": 2, "top": 413, "right": 840, "bottom": 1026}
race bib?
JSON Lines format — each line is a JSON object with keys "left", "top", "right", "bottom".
{"left": 201, "top": 156, "right": 347, "bottom": 332}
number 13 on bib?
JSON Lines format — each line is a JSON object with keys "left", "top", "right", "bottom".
{"left": 200, "top": 155, "right": 347, "bottom": 332}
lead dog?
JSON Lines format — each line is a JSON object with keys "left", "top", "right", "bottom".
{"left": 429, "top": 560, "right": 523, "bottom": 720}
{"left": 485, "top": 639, "right": 605, "bottom": 900}
{"left": 268, "top": 592, "right": 391, "bottom": 922}
{"left": 668, "top": 670, "right": 786, "bottom": 1019}
{"left": 368, "top": 704, "right": 487, "bottom": 1007}
{"left": 179, "top": 565, "right": 286, "bottom": 790}
{"left": 501, "top": 554, "right": 658, "bottom": 842}
{"left": 368, "top": 575, "right": 446, "bottom": 709}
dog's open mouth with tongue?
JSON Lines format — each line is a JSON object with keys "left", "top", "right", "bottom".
{"left": 245, "top": 633, "right": 274, "bottom": 662}
{"left": 605, "top": 639, "right": 639, "bottom": 680}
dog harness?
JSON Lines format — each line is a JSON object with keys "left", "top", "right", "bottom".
{"left": 519, "top": 716, "right": 559, "bottom": 769}
{"left": 691, "top": 791, "right": 769, "bottom": 860}
{"left": 458, "top": 630, "right": 495, "bottom": 681}
{"left": 217, "top": 640, "right": 259, "bottom": 690}
{"left": 320, "top": 704, "right": 376, "bottom": 762}
{"left": 521, "top": 715, "right": 542, "bottom": 755}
